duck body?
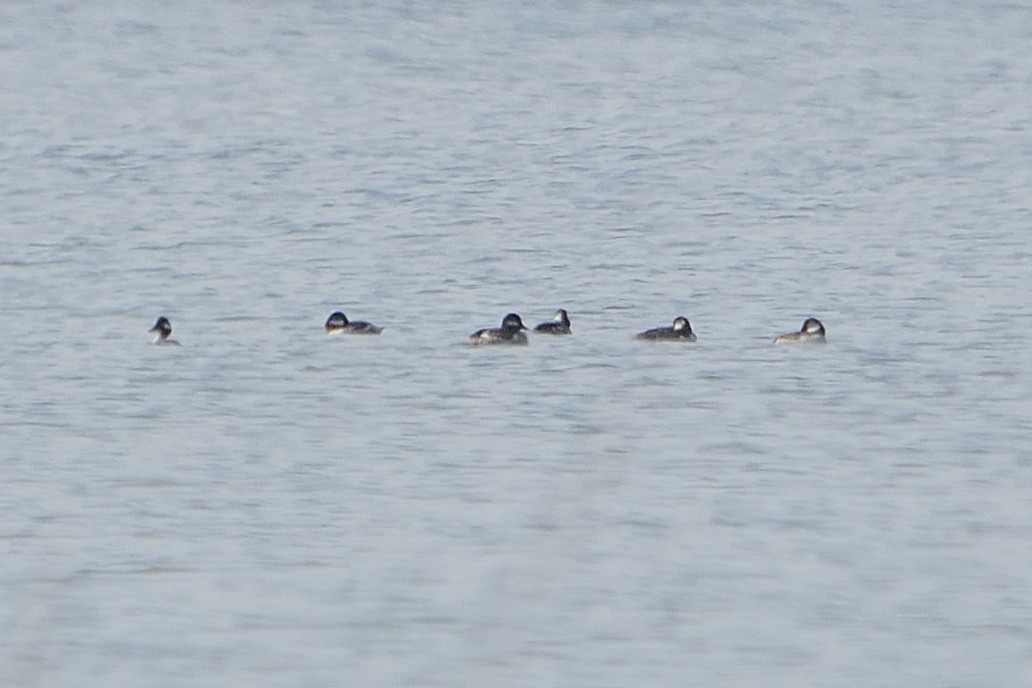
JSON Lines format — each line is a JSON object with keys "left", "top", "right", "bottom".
{"left": 149, "top": 316, "right": 181, "bottom": 346}
{"left": 773, "top": 318, "right": 826, "bottom": 345}
{"left": 325, "top": 311, "right": 382, "bottom": 335}
{"left": 534, "top": 309, "right": 571, "bottom": 335}
{"left": 636, "top": 316, "right": 697, "bottom": 342}
{"left": 469, "top": 313, "right": 529, "bottom": 346}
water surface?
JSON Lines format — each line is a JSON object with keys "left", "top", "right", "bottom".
{"left": 3, "top": 1, "right": 1032, "bottom": 686}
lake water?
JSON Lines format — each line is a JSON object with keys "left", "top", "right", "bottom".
{"left": 3, "top": 1, "right": 1032, "bottom": 686}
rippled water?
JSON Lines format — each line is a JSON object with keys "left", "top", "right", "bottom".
{"left": 3, "top": 1, "right": 1032, "bottom": 685}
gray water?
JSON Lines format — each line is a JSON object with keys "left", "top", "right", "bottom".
{"left": 3, "top": 1, "right": 1032, "bottom": 686}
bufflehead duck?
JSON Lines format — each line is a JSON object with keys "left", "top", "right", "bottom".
{"left": 636, "top": 316, "right": 697, "bottom": 341}
{"left": 325, "top": 310, "right": 382, "bottom": 335}
{"left": 773, "top": 317, "right": 826, "bottom": 345}
{"left": 149, "top": 316, "right": 181, "bottom": 346}
{"left": 469, "top": 313, "right": 529, "bottom": 345}
{"left": 534, "top": 308, "right": 572, "bottom": 335}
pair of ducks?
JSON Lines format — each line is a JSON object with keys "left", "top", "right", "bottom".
{"left": 146, "top": 311, "right": 387, "bottom": 345}
{"left": 468, "top": 309, "right": 570, "bottom": 345}
{"left": 150, "top": 312, "right": 825, "bottom": 347}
